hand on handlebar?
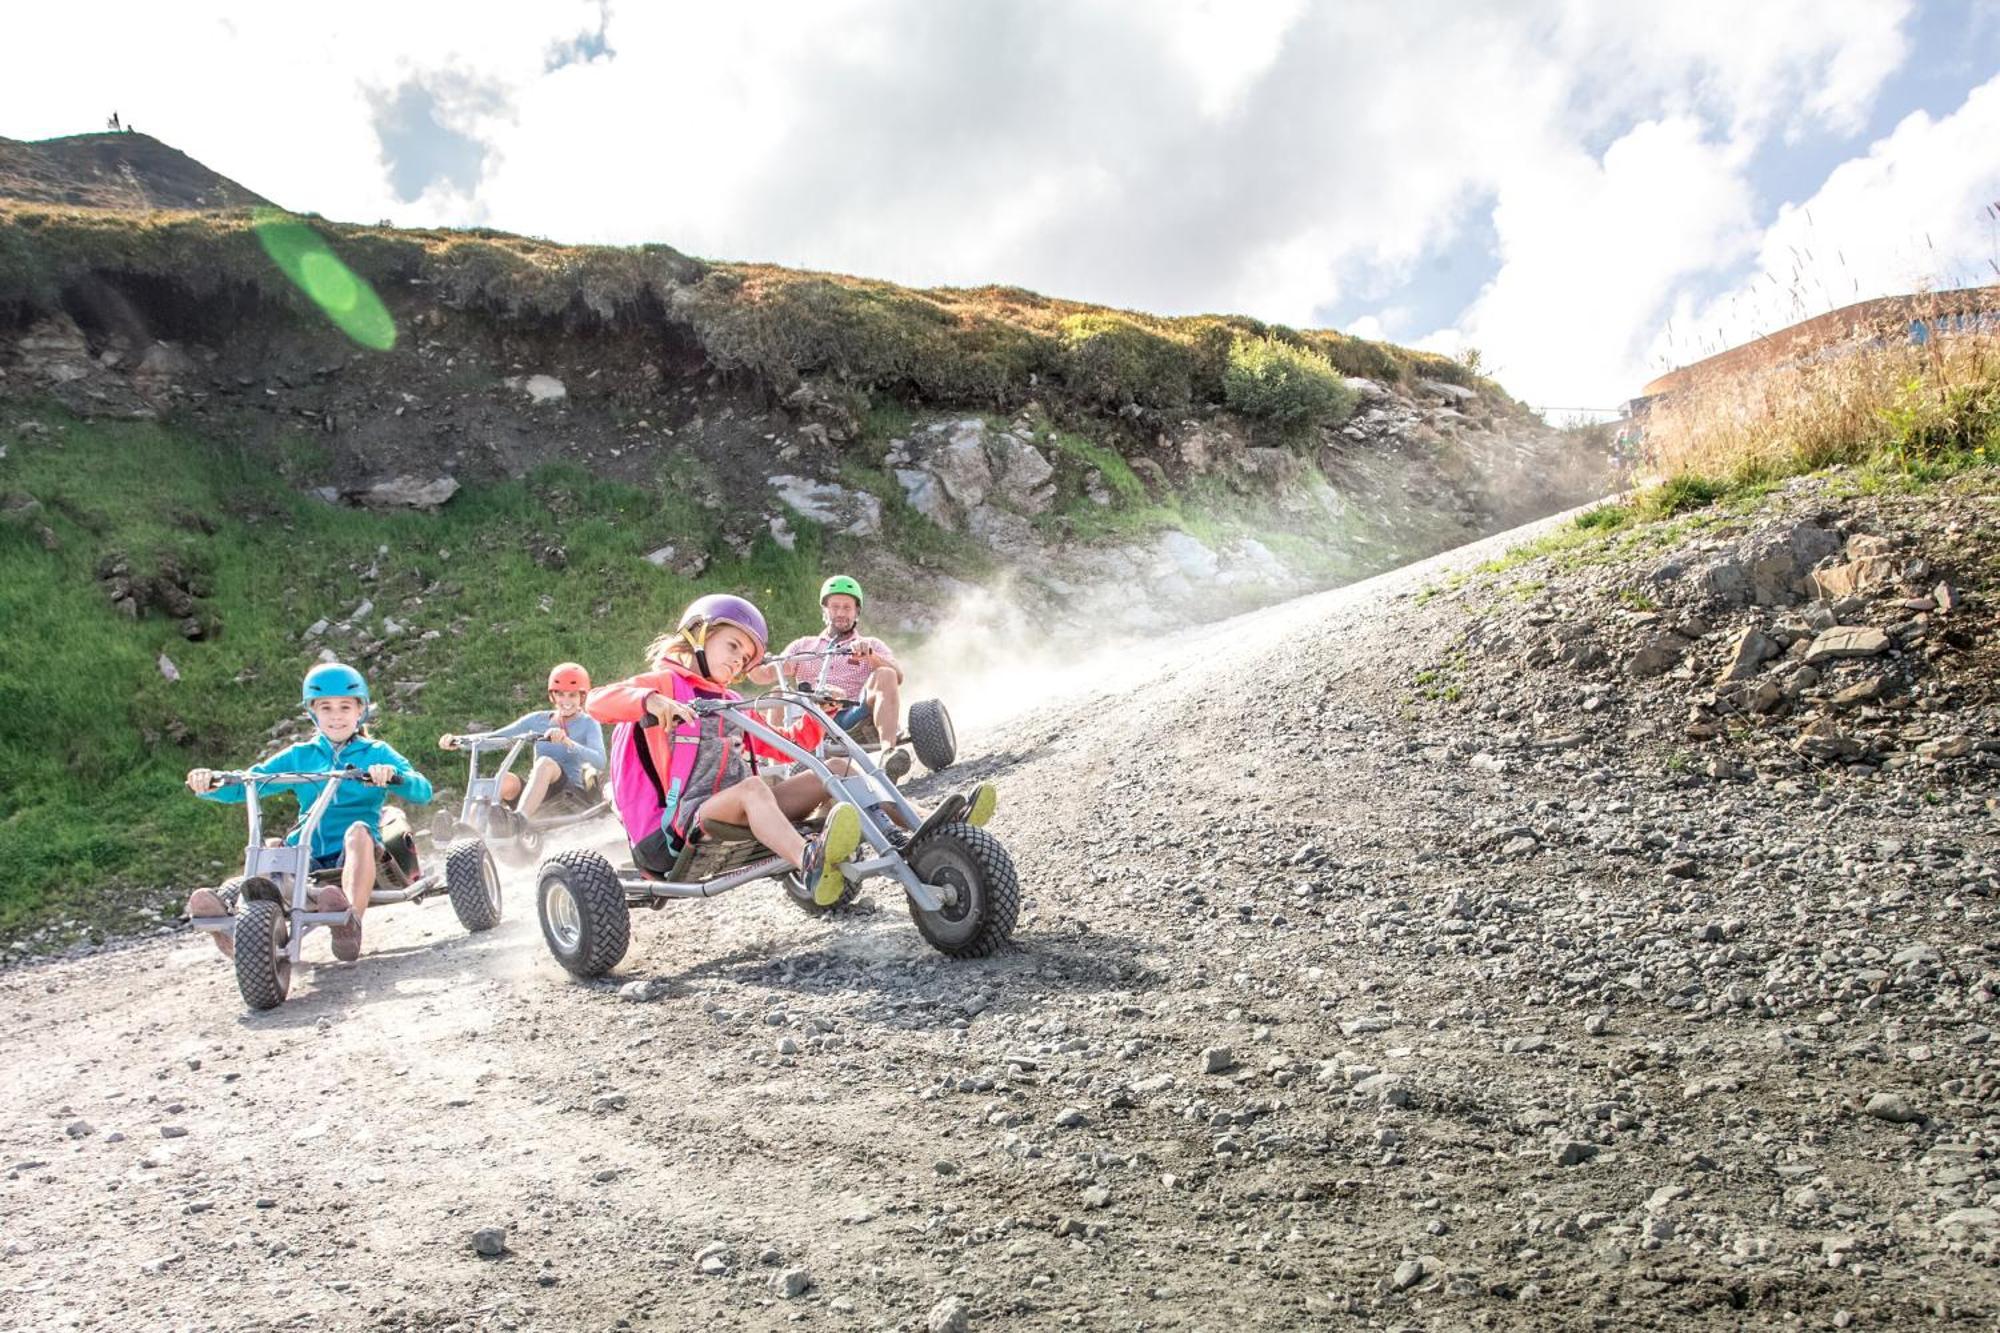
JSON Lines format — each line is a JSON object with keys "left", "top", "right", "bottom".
{"left": 542, "top": 726, "right": 569, "bottom": 745}
{"left": 364, "top": 764, "right": 400, "bottom": 787}
{"left": 186, "top": 767, "right": 218, "bottom": 794}
{"left": 646, "top": 693, "right": 698, "bottom": 726}
{"left": 438, "top": 734, "right": 461, "bottom": 751}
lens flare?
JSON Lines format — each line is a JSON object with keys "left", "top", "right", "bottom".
{"left": 251, "top": 211, "right": 396, "bottom": 351}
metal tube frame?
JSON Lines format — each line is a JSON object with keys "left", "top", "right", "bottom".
{"left": 619, "top": 692, "right": 944, "bottom": 913}
{"left": 451, "top": 732, "right": 610, "bottom": 838}
{"left": 187, "top": 768, "right": 444, "bottom": 956}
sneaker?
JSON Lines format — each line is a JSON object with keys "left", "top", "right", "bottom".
{"left": 879, "top": 745, "right": 912, "bottom": 780}
{"left": 317, "top": 886, "right": 362, "bottom": 962}
{"left": 803, "top": 802, "right": 864, "bottom": 907}
{"left": 965, "top": 781, "right": 998, "bottom": 828}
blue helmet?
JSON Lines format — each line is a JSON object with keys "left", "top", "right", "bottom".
{"left": 302, "top": 662, "right": 370, "bottom": 708}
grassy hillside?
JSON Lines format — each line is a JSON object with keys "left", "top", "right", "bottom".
{"left": 0, "top": 201, "right": 1520, "bottom": 436}
{"left": 0, "top": 409, "right": 841, "bottom": 935}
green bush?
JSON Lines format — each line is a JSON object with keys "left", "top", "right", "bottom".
{"left": 1313, "top": 333, "right": 1402, "bottom": 382}
{"left": 1642, "top": 473, "right": 1727, "bottom": 517}
{"left": 1222, "top": 334, "right": 1356, "bottom": 430}
{"left": 1056, "top": 313, "right": 1193, "bottom": 409}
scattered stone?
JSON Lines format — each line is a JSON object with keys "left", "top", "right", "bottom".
{"left": 1863, "top": 1093, "right": 1922, "bottom": 1125}
{"left": 772, "top": 1266, "right": 812, "bottom": 1299}
{"left": 1715, "top": 627, "right": 1779, "bottom": 683}
{"left": 1803, "top": 626, "right": 1890, "bottom": 666}
{"left": 927, "top": 1296, "right": 971, "bottom": 1333}
{"left": 1626, "top": 634, "right": 1685, "bottom": 679}
{"left": 1200, "top": 1046, "right": 1234, "bottom": 1074}
{"left": 472, "top": 1227, "right": 507, "bottom": 1258}
{"left": 1552, "top": 1141, "right": 1599, "bottom": 1167}
{"left": 350, "top": 475, "right": 460, "bottom": 512}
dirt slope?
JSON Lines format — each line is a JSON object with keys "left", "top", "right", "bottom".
{"left": 2, "top": 496, "right": 1995, "bottom": 1332}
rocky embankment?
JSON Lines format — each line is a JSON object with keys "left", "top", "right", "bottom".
{"left": 3, "top": 307, "right": 1610, "bottom": 636}
{"left": 1, "top": 469, "right": 1994, "bottom": 1330}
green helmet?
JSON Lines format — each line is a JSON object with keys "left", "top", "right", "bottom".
{"left": 819, "top": 574, "right": 864, "bottom": 609}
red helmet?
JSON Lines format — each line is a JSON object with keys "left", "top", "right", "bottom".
{"left": 547, "top": 662, "right": 591, "bottom": 693}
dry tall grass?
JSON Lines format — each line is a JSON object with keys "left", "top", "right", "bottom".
{"left": 1644, "top": 288, "right": 2000, "bottom": 484}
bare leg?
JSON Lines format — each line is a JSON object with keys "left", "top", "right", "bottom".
{"left": 499, "top": 772, "right": 525, "bottom": 803}
{"left": 517, "top": 756, "right": 562, "bottom": 819}
{"left": 342, "top": 821, "right": 377, "bottom": 922}
{"left": 697, "top": 778, "right": 809, "bottom": 868}
{"left": 865, "top": 667, "right": 902, "bottom": 746}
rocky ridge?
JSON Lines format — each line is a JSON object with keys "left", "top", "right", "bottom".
{"left": 3, "top": 307, "right": 1609, "bottom": 636}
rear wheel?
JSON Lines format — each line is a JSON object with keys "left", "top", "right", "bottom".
{"left": 537, "top": 850, "right": 631, "bottom": 978}
{"left": 907, "top": 824, "right": 1016, "bottom": 958}
{"left": 908, "top": 700, "right": 957, "bottom": 773}
{"left": 233, "top": 896, "right": 291, "bottom": 1010}
{"left": 446, "top": 839, "right": 503, "bottom": 932}
{"left": 494, "top": 823, "right": 544, "bottom": 868}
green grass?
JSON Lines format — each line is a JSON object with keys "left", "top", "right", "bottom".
{"left": 0, "top": 409, "right": 837, "bottom": 935}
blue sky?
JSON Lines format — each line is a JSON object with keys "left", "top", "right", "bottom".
{"left": 4, "top": 1, "right": 1997, "bottom": 412}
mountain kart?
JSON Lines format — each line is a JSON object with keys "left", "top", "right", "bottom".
{"left": 430, "top": 730, "right": 610, "bottom": 866}
{"left": 534, "top": 689, "right": 1015, "bottom": 980}
{"left": 766, "top": 645, "right": 958, "bottom": 776}
{"left": 187, "top": 768, "right": 503, "bottom": 1010}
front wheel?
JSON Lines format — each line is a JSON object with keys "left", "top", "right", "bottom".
{"left": 233, "top": 895, "right": 292, "bottom": 1010}
{"left": 907, "top": 824, "right": 1017, "bottom": 958}
{"left": 446, "top": 839, "right": 503, "bottom": 932}
{"left": 907, "top": 700, "right": 956, "bottom": 773}
{"left": 537, "top": 850, "right": 631, "bottom": 978}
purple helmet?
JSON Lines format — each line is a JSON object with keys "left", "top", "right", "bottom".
{"left": 678, "top": 593, "right": 768, "bottom": 664}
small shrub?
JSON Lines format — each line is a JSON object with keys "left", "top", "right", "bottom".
{"left": 1222, "top": 335, "right": 1356, "bottom": 430}
{"left": 1574, "top": 503, "right": 1633, "bottom": 530}
{"left": 1643, "top": 474, "right": 1727, "bottom": 517}
{"left": 1056, "top": 313, "right": 1193, "bottom": 409}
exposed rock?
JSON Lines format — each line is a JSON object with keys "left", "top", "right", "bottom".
{"left": 769, "top": 475, "right": 882, "bottom": 537}
{"left": 895, "top": 468, "right": 955, "bottom": 530}
{"left": 1803, "top": 626, "right": 1890, "bottom": 666}
{"left": 349, "top": 475, "right": 460, "bottom": 512}
{"left": 1626, "top": 634, "right": 1685, "bottom": 679}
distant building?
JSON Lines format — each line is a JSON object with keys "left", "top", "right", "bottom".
{"left": 1642, "top": 285, "right": 2000, "bottom": 399}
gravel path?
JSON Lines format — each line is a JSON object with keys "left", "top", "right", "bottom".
{"left": 4, "top": 497, "right": 1996, "bottom": 1332}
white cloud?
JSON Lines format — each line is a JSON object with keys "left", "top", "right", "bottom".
{"left": 1436, "top": 117, "right": 1760, "bottom": 407}
{"left": 0, "top": 0, "right": 1946, "bottom": 409}
{"left": 1657, "top": 71, "right": 2000, "bottom": 369}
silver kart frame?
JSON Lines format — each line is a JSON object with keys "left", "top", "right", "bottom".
{"left": 615, "top": 691, "right": 947, "bottom": 914}
{"left": 447, "top": 732, "right": 609, "bottom": 838}
{"left": 187, "top": 768, "right": 445, "bottom": 956}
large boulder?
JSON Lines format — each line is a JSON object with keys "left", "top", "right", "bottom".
{"left": 895, "top": 469, "right": 955, "bottom": 529}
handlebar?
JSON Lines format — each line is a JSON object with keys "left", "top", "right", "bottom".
{"left": 441, "top": 732, "right": 525, "bottom": 751}
{"left": 203, "top": 767, "right": 402, "bottom": 790}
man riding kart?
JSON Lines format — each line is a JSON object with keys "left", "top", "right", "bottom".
{"left": 749, "top": 574, "right": 913, "bottom": 777}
